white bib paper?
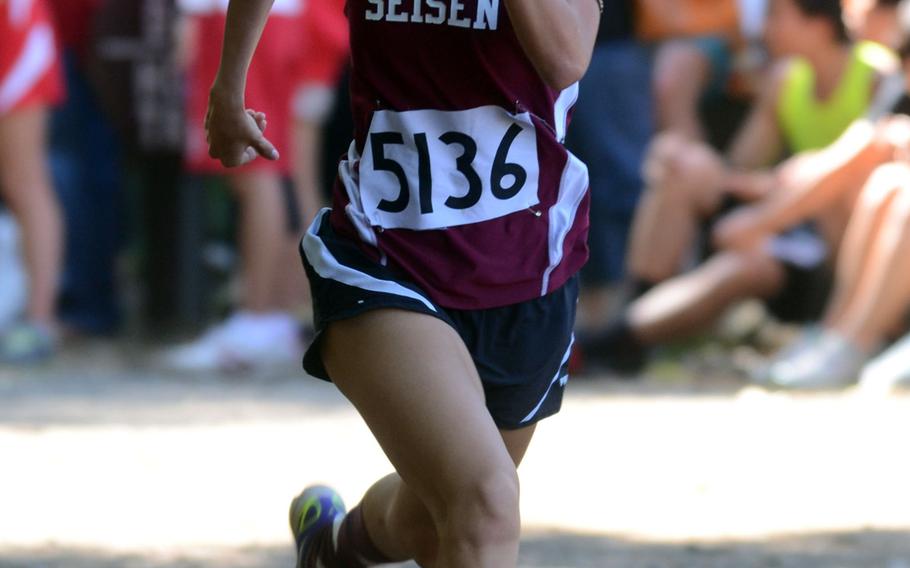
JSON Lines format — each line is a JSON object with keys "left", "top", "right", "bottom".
{"left": 359, "top": 106, "right": 541, "bottom": 231}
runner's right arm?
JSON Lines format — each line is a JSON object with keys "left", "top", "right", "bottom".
{"left": 205, "top": 0, "right": 279, "bottom": 167}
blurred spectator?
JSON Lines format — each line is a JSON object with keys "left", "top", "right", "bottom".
{"left": 281, "top": 0, "right": 349, "bottom": 318}
{"left": 291, "top": 0, "right": 348, "bottom": 227}
{"left": 717, "top": 26, "right": 910, "bottom": 389}
{"left": 89, "top": 0, "right": 185, "bottom": 328}
{"left": 163, "top": 0, "right": 331, "bottom": 372}
{"left": 47, "top": 0, "right": 126, "bottom": 336}
{"left": 650, "top": 0, "right": 768, "bottom": 140}
{"left": 566, "top": 0, "right": 653, "bottom": 332}
{"left": 769, "top": 159, "right": 910, "bottom": 388}
{"left": 846, "top": 0, "right": 906, "bottom": 48}
{"left": 581, "top": 0, "right": 897, "bottom": 374}
{"left": 0, "top": 0, "right": 65, "bottom": 362}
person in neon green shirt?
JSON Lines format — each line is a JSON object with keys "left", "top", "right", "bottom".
{"left": 580, "top": 0, "right": 899, "bottom": 374}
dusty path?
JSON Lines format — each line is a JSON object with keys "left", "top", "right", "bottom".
{"left": 1, "top": 343, "right": 909, "bottom": 567}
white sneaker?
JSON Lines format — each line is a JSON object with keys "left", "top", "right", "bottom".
{"left": 162, "top": 311, "right": 303, "bottom": 373}
{"left": 750, "top": 324, "right": 822, "bottom": 386}
{"left": 859, "top": 333, "right": 910, "bottom": 394}
{"left": 766, "top": 331, "right": 868, "bottom": 391}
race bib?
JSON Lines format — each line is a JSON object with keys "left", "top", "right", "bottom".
{"left": 359, "top": 106, "right": 541, "bottom": 231}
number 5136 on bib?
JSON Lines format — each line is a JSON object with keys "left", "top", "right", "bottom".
{"left": 359, "top": 106, "right": 541, "bottom": 231}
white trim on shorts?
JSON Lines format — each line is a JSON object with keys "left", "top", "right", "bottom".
{"left": 301, "top": 209, "right": 439, "bottom": 313}
{"left": 520, "top": 335, "right": 574, "bottom": 425}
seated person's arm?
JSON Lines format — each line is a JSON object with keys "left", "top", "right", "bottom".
{"left": 713, "top": 63, "right": 789, "bottom": 202}
{"left": 724, "top": 62, "right": 789, "bottom": 171}
{"left": 714, "top": 116, "right": 905, "bottom": 249}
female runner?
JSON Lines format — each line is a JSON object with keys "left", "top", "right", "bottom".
{"left": 205, "top": 1, "right": 600, "bottom": 566}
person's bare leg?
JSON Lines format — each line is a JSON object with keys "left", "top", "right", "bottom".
{"left": 628, "top": 249, "right": 786, "bottom": 344}
{"left": 823, "top": 164, "right": 906, "bottom": 325}
{"left": 653, "top": 41, "right": 712, "bottom": 140}
{"left": 227, "top": 170, "right": 286, "bottom": 313}
{"left": 360, "top": 425, "right": 536, "bottom": 566}
{"left": 322, "top": 310, "right": 524, "bottom": 567}
{"left": 627, "top": 136, "right": 727, "bottom": 283}
{"left": 0, "top": 107, "right": 63, "bottom": 326}
{"left": 834, "top": 184, "right": 910, "bottom": 351}
{"left": 272, "top": 119, "right": 327, "bottom": 313}
{"left": 292, "top": 118, "right": 325, "bottom": 230}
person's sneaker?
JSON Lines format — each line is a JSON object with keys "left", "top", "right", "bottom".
{"left": 0, "top": 322, "right": 56, "bottom": 364}
{"left": 750, "top": 324, "right": 822, "bottom": 386}
{"left": 289, "top": 485, "right": 346, "bottom": 568}
{"left": 859, "top": 333, "right": 910, "bottom": 394}
{"left": 766, "top": 331, "right": 867, "bottom": 390}
{"left": 161, "top": 311, "right": 303, "bottom": 373}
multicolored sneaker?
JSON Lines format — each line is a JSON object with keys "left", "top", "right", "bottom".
{"left": 0, "top": 322, "right": 56, "bottom": 364}
{"left": 289, "top": 485, "right": 347, "bottom": 568}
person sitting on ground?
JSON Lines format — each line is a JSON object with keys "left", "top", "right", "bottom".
{"left": 714, "top": 24, "right": 910, "bottom": 389}
{"left": 0, "top": 0, "right": 65, "bottom": 363}
{"left": 581, "top": 0, "right": 897, "bottom": 374}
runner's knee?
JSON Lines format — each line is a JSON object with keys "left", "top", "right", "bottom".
{"left": 442, "top": 468, "right": 521, "bottom": 549}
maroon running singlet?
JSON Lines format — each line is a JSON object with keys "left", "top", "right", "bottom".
{"left": 325, "top": 0, "right": 590, "bottom": 310}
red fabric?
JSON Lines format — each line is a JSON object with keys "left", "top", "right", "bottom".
{"left": 294, "top": 0, "right": 349, "bottom": 87}
{"left": 0, "top": 0, "right": 65, "bottom": 115}
{"left": 184, "top": 12, "right": 301, "bottom": 175}
{"left": 46, "top": 0, "right": 101, "bottom": 56}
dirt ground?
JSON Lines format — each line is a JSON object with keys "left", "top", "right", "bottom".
{"left": 1, "top": 339, "right": 909, "bottom": 567}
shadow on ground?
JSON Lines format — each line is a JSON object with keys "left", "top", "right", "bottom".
{"left": 3, "top": 529, "right": 910, "bottom": 568}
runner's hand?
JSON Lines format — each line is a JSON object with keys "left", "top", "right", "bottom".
{"left": 205, "top": 87, "right": 278, "bottom": 168}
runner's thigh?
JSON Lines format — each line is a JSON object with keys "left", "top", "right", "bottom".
{"left": 321, "top": 308, "right": 516, "bottom": 515}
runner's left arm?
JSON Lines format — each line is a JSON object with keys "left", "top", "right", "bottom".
{"left": 504, "top": 0, "right": 600, "bottom": 90}
{"left": 205, "top": 0, "right": 279, "bottom": 167}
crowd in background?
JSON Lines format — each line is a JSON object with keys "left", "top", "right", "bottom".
{"left": 2, "top": 0, "right": 910, "bottom": 392}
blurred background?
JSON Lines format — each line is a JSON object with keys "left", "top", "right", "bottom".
{"left": 1, "top": 0, "right": 910, "bottom": 566}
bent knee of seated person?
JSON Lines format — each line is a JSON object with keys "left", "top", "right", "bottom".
{"left": 644, "top": 139, "right": 728, "bottom": 213}
{"left": 857, "top": 162, "right": 910, "bottom": 211}
{"left": 889, "top": 181, "right": 910, "bottom": 224}
{"left": 653, "top": 41, "right": 713, "bottom": 107}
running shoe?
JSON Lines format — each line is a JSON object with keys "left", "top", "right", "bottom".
{"left": 750, "top": 324, "right": 822, "bottom": 386}
{"left": 859, "top": 333, "right": 910, "bottom": 394}
{"left": 289, "top": 485, "right": 347, "bottom": 568}
{"left": 0, "top": 322, "right": 56, "bottom": 364}
{"left": 161, "top": 311, "right": 303, "bottom": 373}
{"left": 765, "top": 330, "right": 867, "bottom": 390}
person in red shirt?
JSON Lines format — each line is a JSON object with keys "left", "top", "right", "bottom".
{"left": 290, "top": 0, "right": 349, "bottom": 229}
{"left": 0, "top": 0, "right": 65, "bottom": 362}
{"left": 164, "top": 0, "right": 311, "bottom": 372}
{"left": 45, "top": 0, "right": 101, "bottom": 59}
{"left": 205, "top": 0, "right": 599, "bottom": 566}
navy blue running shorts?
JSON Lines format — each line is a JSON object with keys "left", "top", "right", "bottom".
{"left": 300, "top": 209, "right": 578, "bottom": 430}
